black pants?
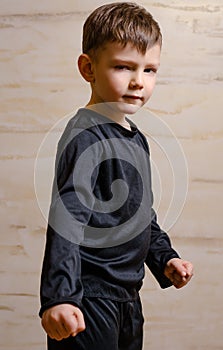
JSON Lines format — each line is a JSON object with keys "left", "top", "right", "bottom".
{"left": 47, "top": 297, "right": 144, "bottom": 350}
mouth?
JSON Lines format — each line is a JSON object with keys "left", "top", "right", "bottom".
{"left": 123, "top": 95, "right": 143, "bottom": 101}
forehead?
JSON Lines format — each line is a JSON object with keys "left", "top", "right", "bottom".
{"left": 96, "top": 41, "right": 161, "bottom": 65}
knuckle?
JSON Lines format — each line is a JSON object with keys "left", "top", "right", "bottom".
{"left": 50, "top": 312, "right": 61, "bottom": 323}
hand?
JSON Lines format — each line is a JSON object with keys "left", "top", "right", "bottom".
{"left": 41, "top": 304, "right": 86, "bottom": 341}
{"left": 164, "top": 258, "right": 193, "bottom": 289}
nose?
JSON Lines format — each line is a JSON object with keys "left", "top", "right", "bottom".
{"left": 129, "top": 71, "right": 143, "bottom": 90}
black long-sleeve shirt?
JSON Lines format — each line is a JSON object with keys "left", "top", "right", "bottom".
{"left": 39, "top": 108, "right": 179, "bottom": 317}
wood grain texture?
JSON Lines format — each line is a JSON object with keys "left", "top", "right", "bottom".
{"left": 0, "top": 1, "right": 222, "bottom": 349}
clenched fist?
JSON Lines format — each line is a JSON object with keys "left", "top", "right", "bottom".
{"left": 164, "top": 258, "right": 194, "bottom": 289}
{"left": 41, "top": 304, "right": 86, "bottom": 341}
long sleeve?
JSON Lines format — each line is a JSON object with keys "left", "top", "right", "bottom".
{"left": 39, "top": 121, "right": 99, "bottom": 317}
{"left": 146, "top": 209, "right": 180, "bottom": 289}
{"left": 39, "top": 228, "right": 83, "bottom": 317}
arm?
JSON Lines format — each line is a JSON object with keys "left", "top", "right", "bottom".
{"left": 39, "top": 166, "right": 86, "bottom": 339}
{"left": 39, "top": 126, "right": 98, "bottom": 339}
{"left": 146, "top": 209, "right": 193, "bottom": 288}
{"left": 40, "top": 209, "right": 86, "bottom": 340}
{"left": 40, "top": 228, "right": 83, "bottom": 317}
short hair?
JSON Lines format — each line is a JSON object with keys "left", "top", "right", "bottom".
{"left": 82, "top": 2, "right": 162, "bottom": 58}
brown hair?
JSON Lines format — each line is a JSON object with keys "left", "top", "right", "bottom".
{"left": 82, "top": 2, "right": 162, "bottom": 58}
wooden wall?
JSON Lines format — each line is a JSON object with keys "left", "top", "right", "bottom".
{"left": 1, "top": 1, "right": 222, "bottom": 349}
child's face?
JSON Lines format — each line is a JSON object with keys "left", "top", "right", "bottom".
{"left": 89, "top": 42, "right": 161, "bottom": 115}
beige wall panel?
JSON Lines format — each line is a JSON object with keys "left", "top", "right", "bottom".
{"left": 1, "top": 1, "right": 222, "bottom": 349}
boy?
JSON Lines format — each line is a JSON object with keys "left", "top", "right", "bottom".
{"left": 39, "top": 3, "right": 193, "bottom": 350}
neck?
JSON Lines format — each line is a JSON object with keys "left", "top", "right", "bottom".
{"left": 118, "top": 120, "right": 132, "bottom": 131}
{"left": 85, "top": 102, "right": 131, "bottom": 130}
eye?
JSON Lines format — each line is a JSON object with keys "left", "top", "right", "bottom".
{"left": 114, "top": 65, "right": 131, "bottom": 70}
{"left": 144, "top": 68, "right": 157, "bottom": 74}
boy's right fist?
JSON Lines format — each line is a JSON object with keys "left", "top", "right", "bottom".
{"left": 41, "top": 304, "right": 86, "bottom": 341}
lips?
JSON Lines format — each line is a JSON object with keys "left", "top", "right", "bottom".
{"left": 123, "top": 95, "right": 143, "bottom": 101}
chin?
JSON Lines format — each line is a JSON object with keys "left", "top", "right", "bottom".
{"left": 116, "top": 102, "right": 142, "bottom": 115}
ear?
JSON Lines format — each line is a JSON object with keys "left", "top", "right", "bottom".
{"left": 78, "top": 54, "right": 95, "bottom": 83}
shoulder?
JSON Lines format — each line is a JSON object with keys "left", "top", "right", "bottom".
{"left": 55, "top": 109, "right": 116, "bottom": 169}
{"left": 57, "top": 109, "right": 104, "bottom": 153}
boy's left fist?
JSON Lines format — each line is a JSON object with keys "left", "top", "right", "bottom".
{"left": 164, "top": 258, "right": 194, "bottom": 289}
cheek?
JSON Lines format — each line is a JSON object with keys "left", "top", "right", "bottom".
{"left": 105, "top": 77, "right": 124, "bottom": 95}
{"left": 145, "top": 77, "right": 157, "bottom": 94}
{"left": 95, "top": 71, "right": 126, "bottom": 98}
